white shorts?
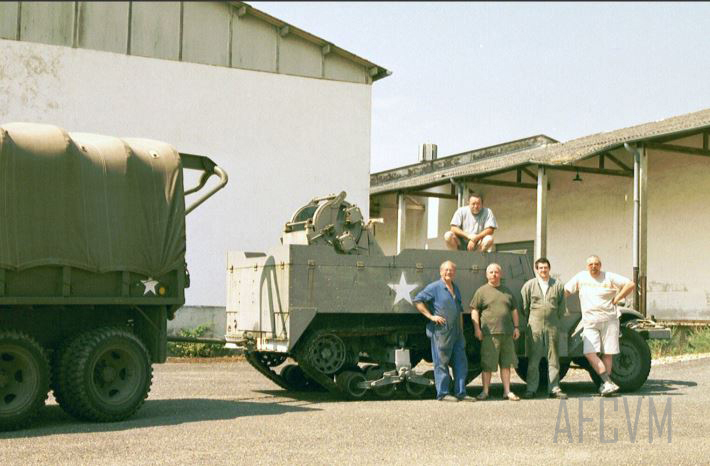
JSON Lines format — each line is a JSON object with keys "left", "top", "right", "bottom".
{"left": 582, "top": 319, "right": 620, "bottom": 355}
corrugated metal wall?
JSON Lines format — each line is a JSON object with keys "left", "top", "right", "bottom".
{"left": 0, "top": 1, "right": 370, "bottom": 84}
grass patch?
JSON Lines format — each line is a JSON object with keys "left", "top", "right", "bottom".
{"left": 649, "top": 326, "right": 710, "bottom": 359}
{"left": 167, "top": 324, "right": 235, "bottom": 358}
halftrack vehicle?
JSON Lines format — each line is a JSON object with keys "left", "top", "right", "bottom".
{"left": 0, "top": 122, "right": 227, "bottom": 430}
{"left": 225, "top": 192, "right": 670, "bottom": 399}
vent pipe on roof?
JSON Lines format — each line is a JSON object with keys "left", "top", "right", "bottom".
{"left": 419, "top": 144, "right": 437, "bottom": 162}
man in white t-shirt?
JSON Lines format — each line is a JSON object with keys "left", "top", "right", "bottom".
{"left": 444, "top": 194, "right": 497, "bottom": 252}
{"left": 564, "top": 255, "right": 635, "bottom": 396}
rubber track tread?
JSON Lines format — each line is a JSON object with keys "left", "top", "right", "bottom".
{"left": 0, "top": 329, "right": 50, "bottom": 431}
{"left": 244, "top": 352, "right": 291, "bottom": 390}
{"left": 61, "top": 327, "right": 152, "bottom": 422}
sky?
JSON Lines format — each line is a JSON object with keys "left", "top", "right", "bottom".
{"left": 253, "top": 2, "right": 710, "bottom": 173}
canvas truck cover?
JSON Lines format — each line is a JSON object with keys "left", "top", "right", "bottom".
{"left": 0, "top": 122, "right": 185, "bottom": 277}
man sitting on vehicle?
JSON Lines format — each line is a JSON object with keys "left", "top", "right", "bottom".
{"left": 444, "top": 194, "right": 497, "bottom": 252}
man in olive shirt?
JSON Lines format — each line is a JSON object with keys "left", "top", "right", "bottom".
{"left": 470, "top": 263, "right": 521, "bottom": 401}
{"left": 520, "top": 257, "right": 567, "bottom": 399}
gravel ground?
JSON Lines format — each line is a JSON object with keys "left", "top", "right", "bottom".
{"left": 1, "top": 356, "right": 709, "bottom": 465}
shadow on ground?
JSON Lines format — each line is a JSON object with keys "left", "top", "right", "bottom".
{"left": 257, "top": 375, "right": 696, "bottom": 402}
{"left": 1, "top": 397, "right": 319, "bottom": 439}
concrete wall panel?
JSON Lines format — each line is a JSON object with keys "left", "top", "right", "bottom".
{"left": 182, "top": 1, "right": 230, "bottom": 66}
{"left": 325, "top": 52, "right": 367, "bottom": 84}
{"left": 0, "top": 2, "right": 19, "bottom": 40}
{"left": 279, "top": 33, "right": 322, "bottom": 78}
{"left": 0, "top": 39, "right": 372, "bottom": 308}
{"left": 130, "top": 2, "right": 181, "bottom": 60}
{"left": 77, "top": 2, "right": 129, "bottom": 54}
{"left": 20, "top": 2, "right": 74, "bottom": 47}
{"left": 231, "top": 14, "right": 277, "bottom": 72}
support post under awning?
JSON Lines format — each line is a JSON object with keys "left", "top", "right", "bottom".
{"left": 397, "top": 192, "right": 406, "bottom": 254}
{"left": 626, "top": 143, "right": 648, "bottom": 316}
{"left": 535, "top": 166, "right": 548, "bottom": 261}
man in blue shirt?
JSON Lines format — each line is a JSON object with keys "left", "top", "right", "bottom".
{"left": 413, "top": 260, "right": 470, "bottom": 401}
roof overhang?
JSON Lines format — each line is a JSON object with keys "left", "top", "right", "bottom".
{"left": 232, "top": 2, "right": 391, "bottom": 82}
{"left": 371, "top": 108, "right": 710, "bottom": 196}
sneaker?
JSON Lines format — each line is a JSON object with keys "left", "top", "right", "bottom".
{"left": 600, "top": 382, "right": 617, "bottom": 397}
{"left": 456, "top": 395, "right": 476, "bottom": 402}
{"left": 522, "top": 392, "right": 536, "bottom": 400}
{"left": 437, "top": 394, "right": 458, "bottom": 402}
{"left": 549, "top": 389, "right": 568, "bottom": 400}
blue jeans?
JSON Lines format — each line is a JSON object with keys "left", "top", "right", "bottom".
{"left": 430, "top": 336, "right": 468, "bottom": 398}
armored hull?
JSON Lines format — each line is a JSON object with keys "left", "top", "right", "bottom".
{"left": 226, "top": 192, "right": 669, "bottom": 399}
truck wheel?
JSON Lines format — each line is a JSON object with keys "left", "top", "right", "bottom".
{"left": 0, "top": 330, "right": 50, "bottom": 431}
{"left": 61, "top": 327, "right": 152, "bottom": 422}
{"left": 612, "top": 327, "right": 651, "bottom": 392}
{"left": 51, "top": 339, "right": 79, "bottom": 418}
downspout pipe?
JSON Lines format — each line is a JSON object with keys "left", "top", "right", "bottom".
{"left": 624, "top": 143, "right": 640, "bottom": 310}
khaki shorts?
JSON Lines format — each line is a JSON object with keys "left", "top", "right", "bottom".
{"left": 583, "top": 319, "right": 620, "bottom": 355}
{"left": 481, "top": 334, "right": 518, "bottom": 372}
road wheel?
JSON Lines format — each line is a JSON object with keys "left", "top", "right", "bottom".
{"left": 612, "top": 327, "right": 651, "bottom": 392}
{"left": 403, "top": 378, "right": 428, "bottom": 398}
{"left": 280, "top": 364, "right": 310, "bottom": 391}
{"left": 302, "top": 333, "right": 347, "bottom": 375}
{"left": 62, "top": 327, "right": 152, "bottom": 422}
{"left": 336, "top": 370, "right": 368, "bottom": 400}
{"left": 0, "top": 330, "right": 50, "bottom": 431}
{"left": 515, "top": 358, "right": 570, "bottom": 390}
{"left": 364, "top": 365, "right": 396, "bottom": 399}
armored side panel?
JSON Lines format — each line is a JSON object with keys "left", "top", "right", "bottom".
{"left": 226, "top": 243, "right": 533, "bottom": 352}
{"left": 0, "top": 122, "right": 187, "bottom": 306}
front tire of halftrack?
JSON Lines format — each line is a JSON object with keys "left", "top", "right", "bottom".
{"left": 0, "top": 330, "right": 50, "bottom": 431}
{"left": 62, "top": 327, "right": 152, "bottom": 422}
{"left": 611, "top": 326, "right": 651, "bottom": 392}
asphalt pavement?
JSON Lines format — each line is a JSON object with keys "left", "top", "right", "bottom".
{"left": 1, "top": 357, "right": 708, "bottom": 465}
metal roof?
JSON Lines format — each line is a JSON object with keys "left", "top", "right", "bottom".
{"left": 371, "top": 108, "right": 710, "bottom": 195}
{"left": 234, "top": 2, "right": 391, "bottom": 81}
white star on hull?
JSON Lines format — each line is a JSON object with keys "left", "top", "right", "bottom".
{"left": 388, "top": 272, "right": 419, "bottom": 305}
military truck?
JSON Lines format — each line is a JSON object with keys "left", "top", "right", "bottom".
{"left": 0, "top": 122, "right": 227, "bottom": 430}
{"left": 225, "top": 192, "right": 670, "bottom": 399}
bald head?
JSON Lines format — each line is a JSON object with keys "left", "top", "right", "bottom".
{"left": 486, "top": 263, "right": 502, "bottom": 286}
{"left": 439, "top": 260, "right": 456, "bottom": 284}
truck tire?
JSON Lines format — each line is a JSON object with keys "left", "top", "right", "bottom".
{"left": 51, "top": 339, "right": 77, "bottom": 418}
{"left": 0, "top": 330, "right": 50, "bottom": 431}
{"left": 611, "top": 326, "right": 651, "bottom": 392}
{"left": 61, "top": 327, "right": 152, "bottom": 422}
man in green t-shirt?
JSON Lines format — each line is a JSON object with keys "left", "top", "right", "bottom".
{"left": 470, "top": 263, "right": 521, "bottom": 401}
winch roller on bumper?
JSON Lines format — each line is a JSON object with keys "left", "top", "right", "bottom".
{"left": 225, "top": 191, "right": 669, "bottom": 399}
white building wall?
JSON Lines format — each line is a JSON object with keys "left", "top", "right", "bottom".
{"left": 0, "top": 39, "right": 372, "bottom": 307}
